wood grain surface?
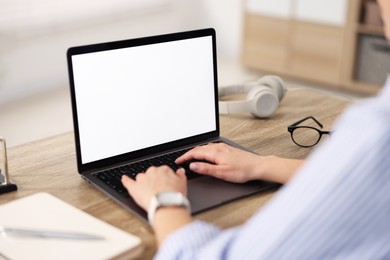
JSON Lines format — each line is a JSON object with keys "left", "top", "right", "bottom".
{"left": 0, "top": 89, "right": 349, "bottom": 259}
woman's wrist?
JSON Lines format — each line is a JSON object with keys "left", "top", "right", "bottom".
{"left": 153, "top": 207, "right": 192, "bottom": 246}
{"left": 148, "top": 191, "right": 190, "bottom": 226}
{"left": 256, "top": 156, "right": 304, "bottom": 184}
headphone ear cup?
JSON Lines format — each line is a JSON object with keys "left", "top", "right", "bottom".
{"left": 218, "top": 75, "right": 285, "bottom": 118}
{"left": 246, "top": 86, "right": 279, "bottom": 118}
{"left": 257, "top": 75, "right": 286, "bottom": 101}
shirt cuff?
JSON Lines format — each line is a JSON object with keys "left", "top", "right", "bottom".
{"left": 155, "top": 220, "right": 221, "bottom": 259}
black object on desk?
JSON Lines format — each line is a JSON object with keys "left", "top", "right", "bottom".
{"left": 0, "top": 170, "right": 18, "bottom": 194}
{"left": 0, "top": 137, "right": 17, "bottom": 195}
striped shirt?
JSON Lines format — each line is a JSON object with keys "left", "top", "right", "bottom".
{"left": 156, "top": 77, "right": 390, "bottom": 259}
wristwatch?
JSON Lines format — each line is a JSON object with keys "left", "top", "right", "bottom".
{"left": 148, "top": 191, "right": 191, "bottom": 226}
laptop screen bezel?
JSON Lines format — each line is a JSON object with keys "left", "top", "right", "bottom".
{"left": 67, "top": 28, "right": 220, "bottom": 173}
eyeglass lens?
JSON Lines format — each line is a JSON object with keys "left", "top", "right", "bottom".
{"left": 292, "top": 127, "right": 321, "bottom": 147}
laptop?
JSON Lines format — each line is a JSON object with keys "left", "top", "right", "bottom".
{"left": 67, "top": 28, "right": 278, "bottom": 220}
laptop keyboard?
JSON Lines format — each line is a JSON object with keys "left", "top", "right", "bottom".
{"left": 92, "top": 147, "right": 203, "bottom": 197}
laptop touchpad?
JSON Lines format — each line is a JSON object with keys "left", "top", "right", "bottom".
{"left": 188, "top": 177, "right": 260, "bottom": 214}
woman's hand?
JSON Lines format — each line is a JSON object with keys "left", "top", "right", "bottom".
{"left": 175, "top": 143, "right": 304, "bottom": 184}
{"left": 122, "top": 166, "right": 192, "bottom": 246}
{"left": 176, "top": 143, "right": 263, "bottom": 183}
{"left": 121, "top": 166, "right": 187, "bottom": 211}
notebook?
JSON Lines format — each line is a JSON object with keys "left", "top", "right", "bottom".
{"left": 0, "top": 193, "right": 142, "bottom": 260}
{"left": 66, "top": 28, "right": 278, "bottom": 221}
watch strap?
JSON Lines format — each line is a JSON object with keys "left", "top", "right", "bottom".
{"left": 148, "top": 191, "right": 191, "bottom": 226}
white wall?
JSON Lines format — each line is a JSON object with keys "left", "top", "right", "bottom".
{"left": 0, "top": 0, "right": 243, "bottom": 104}
{"left": 0, "top": 2, "right": 187, "bottom": 104}
{"left": 185, "top": 0, "right": 243, "bottom": 59}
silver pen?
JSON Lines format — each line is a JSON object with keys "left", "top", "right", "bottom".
{"left": 0, "top": 226, "right": 105, "bottom": 240}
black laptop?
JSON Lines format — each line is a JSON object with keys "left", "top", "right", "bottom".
{"left": 67, "top": 28, "right": 277, "bottom": 220}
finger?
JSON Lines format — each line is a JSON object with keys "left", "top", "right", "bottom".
{"left": 175, "top": 146, "right": 207, "bottom": 164}
{"left": 145, "top": 166, "right": 158, "bottom": 174}
{"left": 189, "top": 162, "right": 224, "bottom": 177}
{"left": 135, "top": 172, "right": 146, "bottom": 181}
{"left": 121, "top": 175, "right": 135, "bottom": 190}
{"left": 190, "top": 162, "right": 234, "bottom": 182}
{"left": 175, "top": 146, "right": 217, "bottom": 165}
{"left": 159, "top": 165, "right": 173, "bottom": 173}
{"left": 176, "top": 168, "right": 187, "bottom": 180}
{"left": 176, "top": 168, "right": 188, "bottom": 195}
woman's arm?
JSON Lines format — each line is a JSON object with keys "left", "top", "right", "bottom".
{"left": 121, "top": 167, "right": 193, "bottom": 246}
{"left": 122, "top": 144, "right": 304, "bottom": 246}
{"left": 176, "top": 143, "right": 304, "bottom": 184}
{"left": 258, "top": 156, "right": 304, "bottom": 184}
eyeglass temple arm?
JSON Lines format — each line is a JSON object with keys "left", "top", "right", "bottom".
{"left": 290, "top": 116, "right": 324, "bottom": 128}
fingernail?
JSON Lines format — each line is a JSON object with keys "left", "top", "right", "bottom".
{"left": 189, "top": 163, "right": 198, "bottom": 171}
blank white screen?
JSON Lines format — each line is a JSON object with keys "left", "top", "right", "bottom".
{"left": 72, "top": 36, "right": 216, "bottom": 164}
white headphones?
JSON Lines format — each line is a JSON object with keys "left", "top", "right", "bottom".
{"left": 218, "top": 75, "right": 286, "bottom": 118}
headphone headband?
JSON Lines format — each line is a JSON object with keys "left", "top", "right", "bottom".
{"left": 218, "top": 75, "right": 285, "bottom": 118}
{"left": 218, "top": 83, "right": 257, "bottom": 97}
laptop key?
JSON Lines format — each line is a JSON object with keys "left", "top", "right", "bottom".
{"left": 93, "top": 147, "right": 208, "bottom": 197}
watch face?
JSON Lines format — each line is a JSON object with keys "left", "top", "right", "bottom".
{"left": 148, "top": 191, "right": 191, "bottom": 226}
{"left": 157, "top": 192, "right": 184, "bottom": 205}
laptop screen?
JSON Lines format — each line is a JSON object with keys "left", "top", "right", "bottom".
{"left": 69, "top": 30, "right": 218, "bottom": 165}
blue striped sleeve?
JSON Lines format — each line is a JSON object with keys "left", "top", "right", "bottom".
{"left": 155, "top": 78, "right": 390, "bottom": 259}
{"left": 155, "top": 220, "right": 222, "bottom": 260}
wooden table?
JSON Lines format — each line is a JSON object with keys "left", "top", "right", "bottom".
{"left": 0, "top": 89, "right": 349, "bottom": 259}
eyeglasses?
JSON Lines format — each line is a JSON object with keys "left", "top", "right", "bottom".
{"left": 287, "top": 116, "right": 332, "bottom": 148}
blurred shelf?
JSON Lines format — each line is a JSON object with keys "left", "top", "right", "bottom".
{"left": 357, "top": 24, "right": 384, "bottom": 36}
{"left": 242, "top": 0, "right": 388, "bottom": 95}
